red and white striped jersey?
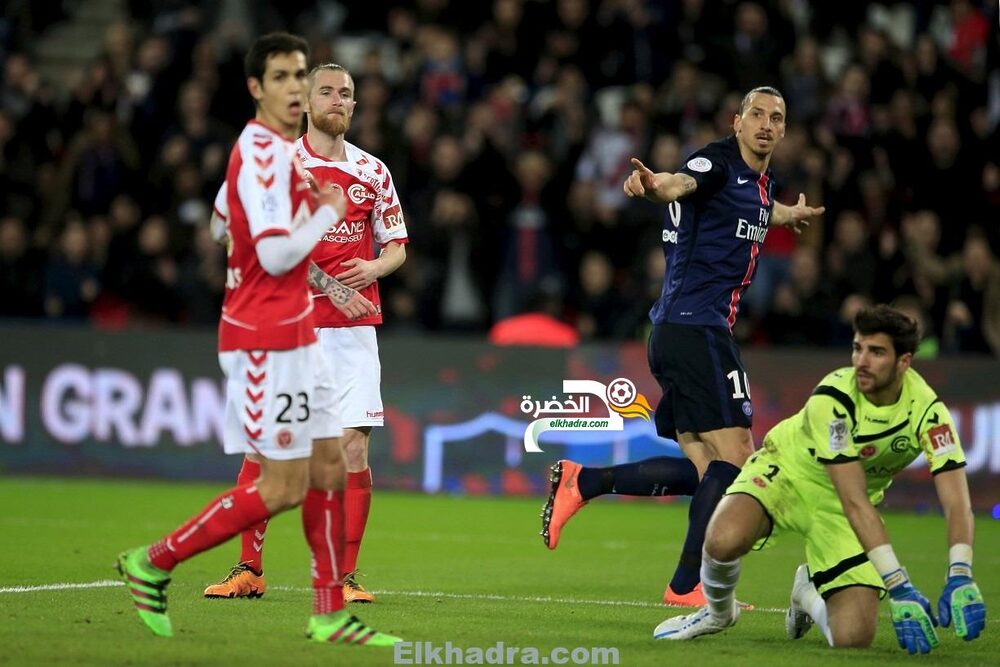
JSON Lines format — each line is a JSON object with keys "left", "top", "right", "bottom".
{"left": 218, "top": 120, "right": 318, "bottom": 351}
{"left": 295, "top": 135, "right": 409, "bottom": 328}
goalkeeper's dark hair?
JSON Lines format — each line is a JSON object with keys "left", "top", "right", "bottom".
{"left": 739, "top": 86, "right": 785, "bottom": 115}
{"left": 853, "top": 304, "right": 920, "bottom": 357}
{"left": 244, "top": 32, "right": 309, "bottom": 82}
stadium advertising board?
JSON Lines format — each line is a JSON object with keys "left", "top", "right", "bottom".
{"left": 1, "top": 324, "right": 999, "bottom": 511}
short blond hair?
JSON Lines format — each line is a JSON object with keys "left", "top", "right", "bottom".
{"left": 307, "top": 63, "right": 352, "bottom": 92}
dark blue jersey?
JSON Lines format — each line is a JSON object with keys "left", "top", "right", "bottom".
{"left": 649, "top": 135, "right": 776, "bottom": 329}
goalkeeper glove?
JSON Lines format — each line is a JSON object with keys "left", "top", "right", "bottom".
{"left": 884, "top": 569, "right": 939, "bottom": 655}
{"left": 937, "top": 562, "right": 986, "bottom": 641}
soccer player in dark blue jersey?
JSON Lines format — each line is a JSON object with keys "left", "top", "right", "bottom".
{"left": 541, "top": 87, "right": 825, "bottom": 607}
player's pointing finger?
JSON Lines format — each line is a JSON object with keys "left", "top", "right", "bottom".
{"left": 630, "top": 158, "right": 652, "bottom": 174}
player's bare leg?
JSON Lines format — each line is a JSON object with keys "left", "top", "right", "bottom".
{"left": 825, "top": 586, "right": 879, "bottom": 648}
{"left": 654, "top": 493, "right": 767, "bottom": 639}
{"left": 341, "top": 426, "right": 376, "bottom": 603}
{"left": 664, "top": 428, "right": 753, "bottom": 606}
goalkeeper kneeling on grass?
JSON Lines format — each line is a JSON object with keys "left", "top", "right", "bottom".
{"left": 653, "top": 305, "right": 985, "bottom": 653}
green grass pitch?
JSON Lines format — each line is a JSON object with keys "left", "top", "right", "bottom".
{"left": 0, "top": 476, "right": 996, "bottom": 666}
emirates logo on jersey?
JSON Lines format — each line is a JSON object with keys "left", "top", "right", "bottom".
{"left": 348, "top": 183, "right": 376, "bottom": 205}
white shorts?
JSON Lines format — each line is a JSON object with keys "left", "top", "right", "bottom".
{"left": 315, "top": 326, "right": 383, "bottom": 428}
{"left": 218, "top": 344, "right": 341, "bottom": 461}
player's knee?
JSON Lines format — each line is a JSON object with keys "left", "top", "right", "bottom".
{"left": 701, "top": 429, "right": 754, "bottom": 467}
{"left": 720, "top": 436, "right": 754, "bottom": 466}
{"left": 258, "top": 479, "right": 307, "bottom": 512}
{"left": 830, "top": 623, "right": 876, "bottom": 648}
{"left": 283, "top": 485, "right": 308, "bottom": 508}
{"left": 703, "top": 524, "right": 748, "bottom": 562}
{"left": 340, "top": 431, "right": 369, "bottom": 470}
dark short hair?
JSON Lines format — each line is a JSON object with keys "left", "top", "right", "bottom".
{"left": 853, "top": 304, "right": 920, "bottom": 356}
{"left": 739, "top": 86, "right": 785, "bottom": 115}
{"left": 244, "top": 32, "right": 309, "bottom": 82}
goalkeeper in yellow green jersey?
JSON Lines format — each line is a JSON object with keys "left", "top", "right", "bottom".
{"left": 653, "top": 304, "right": 985, "bottom": 654}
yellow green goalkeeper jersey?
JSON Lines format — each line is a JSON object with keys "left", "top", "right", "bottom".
{"left": 762, "top": 366, "right": 966, "bottom": 505}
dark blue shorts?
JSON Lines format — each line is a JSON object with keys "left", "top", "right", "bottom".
{"left": 646, "top": 322, "right": 753, "bottom": 439}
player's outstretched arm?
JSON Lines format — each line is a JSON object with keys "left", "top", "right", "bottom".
{"left": 335, "top": 241, "right": 406, "bottom": 290}
{"left": 622, "top": 158, "right": 697, "bottom": 204}
{"left": 932, "top": 468, "right": 985, "bottom": 641}
{"left": 772, "top": 193, "right": 824, "bottom": 234}
{"left": 308, "top": 262, "right": 377, "bottom": 321}
{"left": 828, "top": 461, "right": 939, "bottom": 654}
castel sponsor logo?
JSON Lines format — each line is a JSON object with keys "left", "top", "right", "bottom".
{"left": 348, "top": 183, "right": 376, "bottom": 206}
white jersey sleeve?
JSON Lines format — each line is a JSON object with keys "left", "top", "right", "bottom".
{"left": 372, "top": 160, "right": 408, "bottom": 246}
{"left": 210, "top": 182, "right": 228, "bottom": 243}
{"left": 236, "top": 139, "right": 294, "bottom": 242}
{"left": 256, "top": 205, "right": 337, "bottom": 275}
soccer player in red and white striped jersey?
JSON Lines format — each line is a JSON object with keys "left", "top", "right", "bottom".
{"left": 206, "top": 63, "right": 408, "bottom": 604}
{"left": 115, "top": 32, "right": 400, "bottom": 647}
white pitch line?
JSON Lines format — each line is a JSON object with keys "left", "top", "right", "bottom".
{"left": 343, "top": 589, "right": 784, "bottom": 614}
{"left": 5, "top": 581, "right": 997, "bottom": 626}
{"left": 0, "top": 579, "right": 124, "bottom": 593}
{"left": 0, "top": 579, "right": 784, "bottom": 613}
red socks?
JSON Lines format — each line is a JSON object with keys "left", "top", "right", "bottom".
{"left": 148, "top": 485, "right": 270, "bottom": 572}
{"left": 302, "top": 488, "right": 346, "bottom": 615}
{"left": 344, "top": 468, "right": 372, "bottom": 574}
{"left": 236, "top": 458, "right": 268, "bottom": 573}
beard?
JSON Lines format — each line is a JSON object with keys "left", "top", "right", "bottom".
{"left": 310, "top": 110, "right": 350, "bottom": 137}
{"left": 856, "top": 367, "right": 900, "bottom": 396}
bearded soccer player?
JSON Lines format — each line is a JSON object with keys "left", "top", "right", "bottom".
{"left": 115, "top": 32, "right": 400, "bottom": 646}
{"left": 542, "top": 87, "right": 824, "bottom": 607}
{"left": 653, "top": 305, "right": 985, "bottom": 655}
{"left": 205, "top": 63, "right": 407, "bottom": 604}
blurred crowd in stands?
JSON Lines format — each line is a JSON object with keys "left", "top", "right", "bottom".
{"left": 1, "top": 0, "right": 998, "bottom": 355}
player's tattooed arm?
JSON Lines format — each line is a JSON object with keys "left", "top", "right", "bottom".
{"left": 308, "top": 261, "right": 352, "bottom": 304}
{"left": 623, "top": 158, "right": 698, "bottom": 204}
{"left": 308, "top": 261, "right": 378, "bottom": 320}
{"left": 672, "top": 174, "right": 698, "bottom": 199}
{"left": 648, "top": 172, "right": 697, "bottom": 203}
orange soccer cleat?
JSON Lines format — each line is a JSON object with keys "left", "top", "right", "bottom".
{"left": 203, "top": 562, "right": 266, "bottom": 599}
{"left": 663, "top": 582, "right": 755, "bottom": 610}
{"left": 663, "top": 582, "right": 707, "bottom": 607}
{"left": 343, "top": 570, "right": 375, "bottom": 604}
{"left": 540, "top": 460, "right": 587, "bottom": 550}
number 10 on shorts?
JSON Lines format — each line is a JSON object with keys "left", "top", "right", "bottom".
{"left": 727, "top": 370, "right": 751, "bottom": 399}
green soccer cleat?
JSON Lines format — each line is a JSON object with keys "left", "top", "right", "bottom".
{"left": 306, "top": 610, "right": 402, "bottom": 647}
{"left": 116, "top": 547, "right": 173, "bottom": 638}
